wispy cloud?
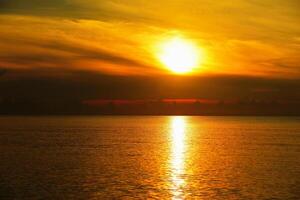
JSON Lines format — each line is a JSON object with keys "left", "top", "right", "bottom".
{"left": 0, "top": 0, "right": 299, "bottom": 77}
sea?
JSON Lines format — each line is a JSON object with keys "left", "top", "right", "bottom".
{"left": 0, "top": 116, "right": 299, "bottom": 199}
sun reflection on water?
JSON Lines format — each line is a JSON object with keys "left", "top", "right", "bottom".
{"left": 170, "top": 116, "right": 187, "bottom": 200}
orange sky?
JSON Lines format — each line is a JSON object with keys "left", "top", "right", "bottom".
{"left": 0, "top": 0, "right": 299, "bottom": 78}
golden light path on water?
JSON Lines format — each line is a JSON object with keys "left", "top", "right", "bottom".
{"left": 170, "top": 116, "right": 187, "bottom": 200}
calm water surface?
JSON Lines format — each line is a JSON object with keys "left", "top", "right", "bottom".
{"left": 0, "top": 116, "right": 299, "bottom": 199}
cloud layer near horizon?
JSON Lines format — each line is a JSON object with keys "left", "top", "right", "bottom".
{"left": 0, "top": 0, "right": 299, "bottom": 78}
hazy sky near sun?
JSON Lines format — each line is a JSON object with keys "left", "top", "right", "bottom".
{"left": 0, "top": 0, "right": 299, "bottom": 77}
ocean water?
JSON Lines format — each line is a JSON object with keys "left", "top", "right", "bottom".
{"left": 0, "top": 116, "right": 299, "bottom": 199}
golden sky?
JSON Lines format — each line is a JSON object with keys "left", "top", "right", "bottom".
{"left": 0, "top": 0, "right": 299, "bottom": 77}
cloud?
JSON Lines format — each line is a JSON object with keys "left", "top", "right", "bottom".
{"left": 0, "top": 41, "right": 153, "bottom": 70}
{"left": 0, "top": 0, "right": 160, "bottom": 24}
{"left": 1, "top": 71, "right": 300, "bottom": 101}
{"left": 0, "top": 14, "right": 164, "bottom": 75}
{"left": 0, "top": 1, "right": 299, "bottom": 77}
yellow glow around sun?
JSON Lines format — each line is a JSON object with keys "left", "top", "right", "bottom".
{"left": 157, "top": 36, "right": 202, "bottom": 74}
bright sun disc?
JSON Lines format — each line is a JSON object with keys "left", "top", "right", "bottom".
{"left": 158, "top": 37, "right": 201, "bottom": 74}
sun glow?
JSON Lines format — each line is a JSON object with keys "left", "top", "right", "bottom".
{"left": 158, "top": 36, "right": 202, "bottom": 74}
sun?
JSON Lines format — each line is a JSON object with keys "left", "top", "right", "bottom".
{"left": 157, "top": 36, "right": 202, "bottom": 74}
